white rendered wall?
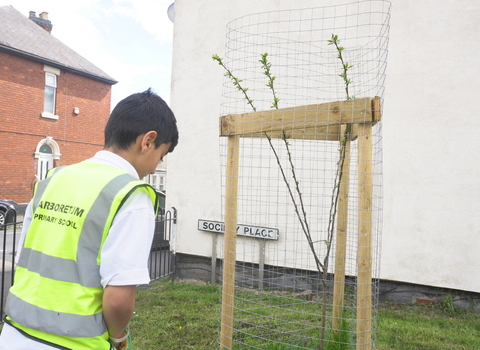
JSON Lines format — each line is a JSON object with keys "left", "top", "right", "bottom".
{"left": 381, "top": 0, "right": 480, "bottom": 292}
{"left": 168, "top": 0, "right": 480, "bottom": 293}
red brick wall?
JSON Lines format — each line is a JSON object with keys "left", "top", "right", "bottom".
{"left": 0, "top": 51, "right": 113, "bottom": 203}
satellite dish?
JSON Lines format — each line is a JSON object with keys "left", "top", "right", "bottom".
{"left": 167, "top": 3, "right": 175, "bottom": 23}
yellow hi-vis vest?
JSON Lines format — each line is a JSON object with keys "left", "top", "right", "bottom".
{"left": 5, "top": 161, "right": 158, "bottom": 350}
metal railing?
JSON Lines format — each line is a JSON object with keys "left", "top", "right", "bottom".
{"left": 149, "top": 208, "right": 176, "bottom": 281}
{"left": 1, "top": 209, "right": 18, "bottom": 319}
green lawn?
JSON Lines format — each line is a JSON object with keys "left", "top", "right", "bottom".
{"left": 130, "top": 280, "right": 480, "bottom": 350}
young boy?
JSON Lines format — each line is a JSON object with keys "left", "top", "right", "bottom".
{"left": 0, "top": 89, "right": 178, "bottom": 350}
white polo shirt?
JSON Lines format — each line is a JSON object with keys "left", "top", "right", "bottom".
{"left": 0, "top": 151, "right": 156, "bottom": 349}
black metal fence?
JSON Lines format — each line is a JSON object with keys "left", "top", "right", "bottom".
{"left": 0, "top": 207, "right": 177, "bottom": 322}
{"left": 1, "top": 208, "right": 18, "bottom": 320}
{"left": 149, "top": 208, "right": 176, "bottom": 281}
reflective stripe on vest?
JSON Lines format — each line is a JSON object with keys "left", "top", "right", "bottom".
{"left": 6, "top": 161, "right": 158, "bottom": 349}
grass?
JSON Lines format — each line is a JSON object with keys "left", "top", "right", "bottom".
{"left": 129, "top": 280, "right": 480, "bottom": 349}
{"left": 130, "top": 279, "right": 221, "bottom": 349}
{"left": 377, "top": 301, "right": 480, "bottom": 350}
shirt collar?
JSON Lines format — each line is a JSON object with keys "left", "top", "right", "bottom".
{"left": 87, "top": 150, "right": 139, "bottom": 179}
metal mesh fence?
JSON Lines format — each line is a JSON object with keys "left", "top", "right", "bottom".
{"left": 218, "top": 1, "right": 390, "bottom": 349}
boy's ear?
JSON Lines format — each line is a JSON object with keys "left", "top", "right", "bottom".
{"left": 140, "top": 131, "right": 158, "bottom": 152}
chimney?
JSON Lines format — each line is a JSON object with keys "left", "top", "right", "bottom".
{"left": 28, "top": 11, "right": 53, "bottom": 33}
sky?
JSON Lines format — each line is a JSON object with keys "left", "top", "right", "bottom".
{"left": 0, "top": 0, "right": 175, "bottom": 109}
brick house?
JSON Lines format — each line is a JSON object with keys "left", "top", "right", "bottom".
{"left": 0, "top": 6, "right": 117, "bottom": 203}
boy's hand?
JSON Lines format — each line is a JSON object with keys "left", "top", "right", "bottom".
{"left": 110, "top": 330, "right": 131, "bottom": 350}
{"left": 112, "top": 338, "right": 129, "bottom": 350}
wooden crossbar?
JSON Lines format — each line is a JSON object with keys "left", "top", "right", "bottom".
{"left": 219, "top": 97, "right": 381, "bottom": 141}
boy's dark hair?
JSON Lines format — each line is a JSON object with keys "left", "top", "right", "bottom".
{"left": 104, "top": 88, "right": 178, "bottom": 152}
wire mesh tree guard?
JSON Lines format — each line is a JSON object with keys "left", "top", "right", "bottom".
{"left": 217, "top": 2, "right": 390, "bottom": 349}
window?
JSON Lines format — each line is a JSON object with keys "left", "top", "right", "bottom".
{"left": 44, "top": 73, "right": 57, "bottom": 115}
{"left": 42, "top": 66, "right": 60, "bottom": 119}
{"left": 145, "top": 162, "right": 167, "bottom": 194}
{"left": 148, "top": 171, "right": 166, "bottom": 192}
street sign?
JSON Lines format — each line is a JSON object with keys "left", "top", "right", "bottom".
{"left": 198, "top": 219, "right": 279, "bottom": 240}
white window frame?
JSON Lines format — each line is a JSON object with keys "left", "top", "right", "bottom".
{"left": 42, "top": 66, "right": 60, "bottom": 120}
{"left": 148, "top": 170, "right": 167, "bottom": 192}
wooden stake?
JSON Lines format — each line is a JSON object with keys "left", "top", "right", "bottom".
{"left": 332, "top": 124, "right": 352, "bottom": 332}
{"left": 356, "top": 123, "right": 373, "bottom": 350}
{"left": 220, "top": 135, "right": 240, "bottom": 349}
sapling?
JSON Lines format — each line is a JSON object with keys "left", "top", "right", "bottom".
{"left": 261, "top": 42, "right": 354, "bottom": 350}
{"left": 328, "top": 34, "right": 354, "bottom": 100}
{"left": 266, "top": 132, "right": 324, "bottom": 277}
{"left": 213, "top": 41, "right": 354, "bottom": 349}
{"left": 259, "top": 54, "right": 326, "bottom": 283}
{"left": 212, "top": 54, "right": 256, "bottom": 111}
{"left": 259, "top": 52, "right": 280, "bottom": 109}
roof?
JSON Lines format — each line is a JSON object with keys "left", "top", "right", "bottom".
{"left": 0, "top": 5, "right": 117, "bottom": 85}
